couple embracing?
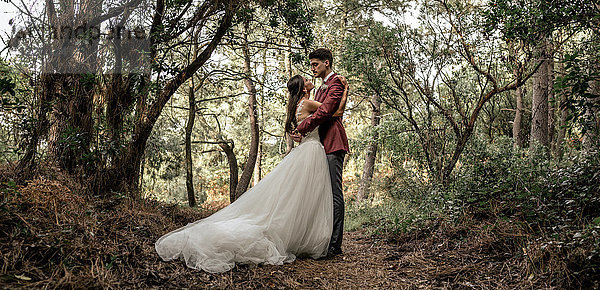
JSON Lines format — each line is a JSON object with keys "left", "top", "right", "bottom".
{"left": 155, "top": 48, "right": 350, "bottom": 273}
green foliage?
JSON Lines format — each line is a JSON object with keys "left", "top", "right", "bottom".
{"left": 0, "top": 59, "right": 21, "bottom": 105}
{"left": 145, "top": 112, "right": 185, "bottom": 181}
{"left": 345, "top": 197, "right": 439, "bottom": 235}
{"left": 0, "top": 77, "right": 16, "bottom": 97}
{"left": 484, "top": 0, "right": 597, "bottom": 42}
{"left": 0, "top": 59, "right": 34, "bottom": 162}
{"left": 448, "top": 135, "right": 600, "bottom": 237}
{"left": 351, "top": 130, "right": 600, "bottom": 245}
{"left": 555, "top": 39, "right": 600, "bottom": 138}
{"left": 166, "top": 0, "right": 192, "bottom": 9}
{"left": 289, "top": 52, "right": 305, "bottom": 65}
{"left": 280, "top": 0, "right": 315, "bottom": 48}
{"left": 236, "top": 7, "right": 256, "bottom": 23}
{"left": 54, "top": 125, "right": 98, "bottom": 173}
{"left": 248, "top": 0, "right": 315, "bottom": 48}
{"left": 78, "top": 73, "right": 98, "bottom": 91}
{"left": 451, "top": 136, "right": 547, "bottom": 206}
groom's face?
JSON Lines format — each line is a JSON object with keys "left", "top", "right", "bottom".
{"left": 310, "top": 58, "right": 329, "bottom": 79}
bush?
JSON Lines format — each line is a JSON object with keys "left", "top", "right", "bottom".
{"left": 346, "top": 136, "right": 600, "bottom": 287}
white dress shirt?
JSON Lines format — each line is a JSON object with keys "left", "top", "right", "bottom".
{"left": 323, "top": 71, "right": 335, "bottom": 83}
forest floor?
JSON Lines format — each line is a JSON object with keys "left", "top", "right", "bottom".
{"left": 1, "top": 167, "right": 598, "bottom": 289}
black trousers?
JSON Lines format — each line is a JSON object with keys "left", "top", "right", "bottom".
{"left": 326, "top": 150, "right": 345, "bottom": 251}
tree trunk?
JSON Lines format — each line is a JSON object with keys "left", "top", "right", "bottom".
{"left": 253, "top": 141, "right": 262, "bottom": 187}
{"left": 106, "top": 18, "right": 137, "bottom": 152}
{"left": 513, "top": 85, "right": 525, "bottom": 147}
{"left": 555, "top": 58, "right": 568, "bottom": 157}
{"left": 512, "top": 61, "right": 525, "bottom": 147}
{"left": 17, "top": 0, "right": 239, "bottom": 195}
{"left": 17, "top": 73, "right": 54, "bottom": 175}
{"left": 547, "top": 40, "right": 556, "bottom": 154}
{"left": 219, "top": 141, "right": 238, "bottom": 203}
{"left": 486, "top": 109, "right": 495, "bottom": 142}
{"left": 357, "top": 95, "right": 381, "bottom": 200}
{"left": 530, "top": 36, "right": 550, "bottom": 148}
{"left": 43, "top": 0, "right": 101, "bottom": 173}
{"left": 442, "top": 127, "right": 473, "bottom": 184}
{"left": 234, "top": 17, "right": 260, "bottom": 200}
{"left": 253, "top": 48, "right": 268, "bottom": 187}
{"left": 582, "top": 23, "right": 600, "bottom": 153}
{"left": 343, "top": 151, "right": 350, "bottom": 169}
{"left": 185, "top": 80, "right": 197, "bottom": 207}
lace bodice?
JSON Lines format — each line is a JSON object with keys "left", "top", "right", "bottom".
{"left": 301, "top": 126, "right": 320, "bottom": 143}
{"left": 296, "top": 99, "right": 320, "bottom": 143}
{"left": 296, "top": 99, "right": 308, "bottom": 121}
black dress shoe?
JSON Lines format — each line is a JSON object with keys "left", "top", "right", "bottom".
{"left": 327, "top": 246, "right": 342, "bottom": 256}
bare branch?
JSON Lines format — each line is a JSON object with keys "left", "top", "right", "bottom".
{"left": 88, "top": 0, "right": 144, "bottom": 27}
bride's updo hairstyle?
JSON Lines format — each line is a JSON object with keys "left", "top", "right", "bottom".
{"left": 285, "top": 75, "right": 304, "bottom": 135}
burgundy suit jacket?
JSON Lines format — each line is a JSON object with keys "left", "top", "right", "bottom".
{"left": 297, "top": 73, "right": 349, "bottom": 154}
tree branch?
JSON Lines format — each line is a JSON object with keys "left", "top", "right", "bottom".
{"left": 88, "top": 0, "right": 144, "bottom": 27}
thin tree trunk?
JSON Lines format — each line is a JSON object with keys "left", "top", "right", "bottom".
{"left": 184, "top": 28, "right": 203, "bottom": 207}
{"left": 357, "top": 95, "right": 381, "bottom": 200}
{"left": 582, "top": 23, "right": 600, "bottom": 153}
{"left": 185, "top": 80, "right": 197, "bottom": 207}
{"left": 513, "top": 84, "right": 525, "bottom": 147}
{"left": 547, "top": 39, "right": 556, "bottom": 154}
{"left": 234, "top": 17, "right": 259, "bottom": 200}
{"left": 512, "top": 54, "right": 525, "bottom": 148}
{"left": 343, "top": 151, "right": 350, "bottom": 169}
{"left": 480, "top": 100, "right": 498, "bottom": 142}
{"left": 509, "top": 40, "right": 525, "bottom": 148}
{"left": 219, "top": 141, "right": 238, "bottom": 203}
{"left": 555, "top": 57, "right": 568, "bottom": 157}
{"left": 530, "top": 36, "right": 550, "bottom": 148}
{"left": 442, "top": 127, "right": 473, "bottom": 184}
{"left": 253, "top": 48, "right": 268, "bottom": 187}
{"left": 556, "top": 99, "right": 569, "bottom": 157}
{"left": 253, "top": 142, "right": 262, "bottom": 187}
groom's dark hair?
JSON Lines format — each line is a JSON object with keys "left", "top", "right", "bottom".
{"left": 309, "top": 48, "right": 333, "bottom": 67}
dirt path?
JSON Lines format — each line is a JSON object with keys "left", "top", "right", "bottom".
{"left": 261, "top": 230, "right": 404, "bottom": 288}
{"left": 154, "top": 230, "right": 419, "bottom": 289}
{"left": 151, "top": 220, "right": 539, "bottom": 289}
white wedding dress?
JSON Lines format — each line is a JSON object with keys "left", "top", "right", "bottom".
{"left": 155, "top": 105, "right": 333, "bottom": 273}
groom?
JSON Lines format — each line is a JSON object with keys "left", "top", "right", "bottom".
{"left": 293, "top": 48, "right": 349, "bottom": 257}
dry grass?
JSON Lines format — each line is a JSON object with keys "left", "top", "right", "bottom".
{"left": 0, "top": 166, "right": 209, "bottom": 288}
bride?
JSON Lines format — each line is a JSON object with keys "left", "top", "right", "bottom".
{"left": 155, "top": 74, "right": 349, "bottom": 273}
